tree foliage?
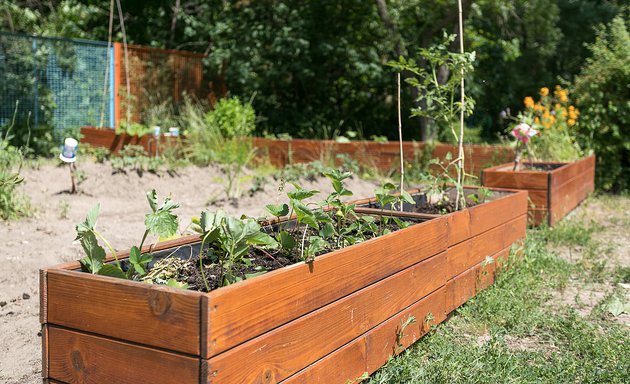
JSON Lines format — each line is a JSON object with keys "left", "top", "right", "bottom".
{"left": 573, "top": 14, "right": 630, "bottom": 192}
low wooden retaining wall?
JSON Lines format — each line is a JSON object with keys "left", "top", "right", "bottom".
{"left": 79, "top": 127, "right": 181, "bottom": 156}
{"left": 253, "top": 138, "right": 513, "bottom": 178}
{"left": 481, "top": 155, "right": 595, "bottom": 226}
{"left": 40, "top": 189, "right": 527, "bottom": 383}
{"left": 78, "top": 127, "right": 513, "bottom": 178}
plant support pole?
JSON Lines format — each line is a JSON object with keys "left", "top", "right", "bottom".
{"left": 456, "top": 0, "right": 465, "bottom": 211}
{"left": 397, "top": 72, "right": 404, "bottom": 211}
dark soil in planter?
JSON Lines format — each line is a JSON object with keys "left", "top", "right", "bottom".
{"left": 365, "top": 188, "right": 511, "bottom": 215}
{"left": 120, "top": 218, "right": 417, "bottom": 292}
{"left": 518, "top": 163, "right": 565, "bottom": 171}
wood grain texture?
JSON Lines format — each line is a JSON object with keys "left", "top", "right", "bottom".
{"left": 528, "top": 208, "right": 549, "bottom": 226}
{"left": 364, "top": 287, "right": 447, "bottom": 373}
{"left": 47, "top": 326, "right": 200, "bottom": 384}
{"left": 282, "top": 287, "right": 447, "bottom": 384}
{"left": 447, "top": 214, "right": 525, "bottom": 280}
{"left": 253, "top": 138, "right": 512, "bottom": 177}
{"left": 205, "top": 216, "right": 448, "bottom": 358}
{"left": 42, "top": 325, "right": 49, "bottom": 380}
{"left": 207, "top": 253, "right": 446, "bottom": 383}
{"left": 527, "top": 189, "right": 548, "bottom": 209}
{"left": 447, "top": 209, "right": 471, "bottom": 247}
{"left": 40, "top": 269, "right": 48, "bottom": 324}
{"left": 445, "top": 245, "right": 512, "bottom": 314}
{"left": 550, "top": 155, "right": 596, "bottom": 189}
{"left": 467, "top": 190, "right": 528, "bottom": 238}
{"left": 280, "top": 337, "right": 368, "bottom": 384}
{"left": 482, "top": 164, "right": 549, "bottom": 190}
{"left": 550, "top": 165, "right": 595, "bottom": 225}
{"left": 46, "top": 269, "right": 203, "bottom": 355}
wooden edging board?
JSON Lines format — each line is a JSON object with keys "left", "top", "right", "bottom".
{"left": 481, "top": 155, "right": 595, "bottom": 226}
{"left": 41, "top": 189, "right": 527, "bottom": 383}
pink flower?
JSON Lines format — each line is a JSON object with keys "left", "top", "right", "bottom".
{"left": 511, "top": 123, "right": 538, "bottom": 144}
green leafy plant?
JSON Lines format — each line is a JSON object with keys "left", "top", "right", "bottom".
{"left": 390, "top": 32, "right": 475, "bottom": 210}
{"left": 467, "top": 187, "right": 494, "bottom": 205}
{"left": 573, "top": 14, "right": 630, "bottom": 192}
{"left": 0, "top": 105, "right": 32, "bottom": 220}
{"left": 194, "top": 210, "right": 277, "bottom": 289}
{"left": 374, "top": 182, "right": 415, "bottom": 236}
{"left": 76, "top": 190, "right": 180, "bottom": 281}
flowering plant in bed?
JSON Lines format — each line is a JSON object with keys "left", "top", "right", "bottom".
{"left": 507, "top": 85, "right": 583, "bottom": 170}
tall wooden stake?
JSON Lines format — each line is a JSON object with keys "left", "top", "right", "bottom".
{"left": 456, "top": 0, "right": 465, "bottom": 211}
{"left": 397, "top": 72, "right": 404, "bottom": 211}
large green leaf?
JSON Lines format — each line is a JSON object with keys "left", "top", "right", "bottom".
{"left": 76, "top": 204, "right": 100, "bottom": 235}
{"left": 98, "top": 264, "right": 127, "bottom": 279}
{"left": 145, "top": 210, "right": 179, "bottom": 238}
{"left": 265, "top": 203, "right": 289, "bottom": 217}
{"left": 77, "top": 230, "right": 106, "bottom": 274}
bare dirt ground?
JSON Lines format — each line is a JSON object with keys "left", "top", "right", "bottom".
{"left": 550, "top": 195, "right": 630, "bottom": 326}
{"left": 0, "top": 160, "right": 381, "bottom": 384}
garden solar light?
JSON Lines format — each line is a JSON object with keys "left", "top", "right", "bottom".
{"left": 59, "top": 137, "right": 78, "bottom": 163}
{"left": 59, "top": 137, "right": 78, "bottom": 193}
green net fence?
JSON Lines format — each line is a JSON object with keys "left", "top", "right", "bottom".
{"left": 0, "top": 32, "right": 114, "bottom": 131}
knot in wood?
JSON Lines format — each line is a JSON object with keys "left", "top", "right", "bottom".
{"left": 148, "top": 290, "right": 172, "bottom": 317}
{"left": 71, "top": 350, "right": 85, "bottom": 372}
{"left": 263, "top": 369, "right": 273, "bottom": 383}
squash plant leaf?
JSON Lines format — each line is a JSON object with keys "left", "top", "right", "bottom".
{"left": 97, "top": 264, "right": 127, "bottom": 279}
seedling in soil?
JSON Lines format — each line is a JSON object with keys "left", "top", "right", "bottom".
{"left": 76, "top": 189, "right": 180, "bottom": 281}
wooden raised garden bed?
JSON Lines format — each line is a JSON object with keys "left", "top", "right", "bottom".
{"left": 79, "top": 126, "right": 180, "bottom": 156}
{"left": 40, "top": 189, "right": 527, "bottom": 384}
{"left": 481, "top": 155, "right": 595, "bottom": 226}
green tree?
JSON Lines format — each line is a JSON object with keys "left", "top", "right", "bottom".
{"left": 573, "top": 14, "right": 630, "bottom": 192}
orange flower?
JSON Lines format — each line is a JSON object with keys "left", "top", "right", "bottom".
{"left": 554, "top": 103, "right": 561, "bottom": 110}
{"left": 539, "top": 87, "right": 549, "bottom": 97}
{"left": 524, "top": 96, "right": 535, "bottom": 109}
{"left": 568, "top": 118, "right": 576, "bottom": 126}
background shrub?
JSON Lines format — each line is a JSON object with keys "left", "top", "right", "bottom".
{"left": 573, "top": 15, "right": 630, "bottom": 192}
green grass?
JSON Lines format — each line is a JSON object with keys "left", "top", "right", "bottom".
{"left": 367, "top": 197, "right": 630, "bottom": 384}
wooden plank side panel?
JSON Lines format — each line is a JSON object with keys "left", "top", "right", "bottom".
{"left": 281, "top": 288, "right": 447, "bottom": 384}
{"left": 46, "top": 270, "right": 202, "bottom": 355}
{"left": 482, "top": 165, "right": 549, "bottom": 190}
{"left": 207, "top": 253, "right": 447, "bottom": 383}
{"left": 364, "top": 287, "right": 447, "bottom": 373}
{"left": 42, "top": 324, "right": 49, "bottom": 380}
{"left": 280, "top": 338, "right": 368, "bottom": 384}
{"left": 528, "top": 208, "right": 549, "bottom": 226}
{"left": 47, "top": 327, "right": 200, "bottom": 384}
{"left": 445, "top": 244, "right": 515, "bottom": 314}
{"left": 447, "top": 209, "right": 471, "bottom": 247}
{"left": 206, "top": 217, "right": 448, "bottom": 357}
{"left": 528, "top": 189, "right": 548, "bottom": 209}
{"left": 550, "top": 155, "right": 596, "bottom": 189}
{"left": 550, "top": 168, "right": 595, "bottom": 225}
{"left": 468, "top": 190, "right": 528, "bottom": 237}
{"left": 447, "top": 224, "right": 502, "bottom": 280}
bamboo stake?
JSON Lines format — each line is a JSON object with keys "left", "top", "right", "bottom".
{"left": 456, "top": 0, "right": 465, "bottom": 211}
{"left": 115, "top": 0, "right": 131, "bottom": 123}
{"left": 98, "top": 0, "right": 115, "bottom": 129}
{"left": 397, "top": 72, "right": 404, "bottom": 211}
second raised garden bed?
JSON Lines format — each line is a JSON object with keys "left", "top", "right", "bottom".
{"left": 40, "top": 188, "right": 527, "bottom": 384}
{"left": 481, "top": 155, "right": 595, "bottom": 226}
